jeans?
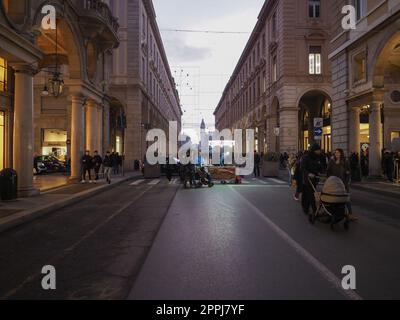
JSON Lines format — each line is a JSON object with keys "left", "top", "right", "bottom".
{"left": 104, "top": 167, "right": 112, "bottom": 182}
{"left": 82, "top": 167, "right": 92, "bottom": 181}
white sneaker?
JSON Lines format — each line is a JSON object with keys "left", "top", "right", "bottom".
{"left": 89, "top": 180, "right": 93, "bottom": 184}
{"left": 81, "top": 180, "right": 86, "bottom": 184}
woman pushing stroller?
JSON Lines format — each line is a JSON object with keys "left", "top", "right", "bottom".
{"left": 327, "top": 149, "right": 358, "bottom": 222}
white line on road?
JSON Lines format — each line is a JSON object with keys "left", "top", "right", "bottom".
{"left": 256, "top": 179, "right": 268, "bottom": 185}
{"left": 130, "top": 180, "right": 145, "bottom": 186}
{"left": 229, "top": 186, "right": 363, "bottom": 301}
{"left": 169, "top": 178, "right": 178, "bottom": 185}
{"left": 148, "top": 179, "right": 161, "bottom": 185}
{"left": 267, "top": 178, "right": 287, "bottom": 184}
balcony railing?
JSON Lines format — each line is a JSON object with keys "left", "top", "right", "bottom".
{"left": 81, "top": 0, "right": 119, "bottom": 33}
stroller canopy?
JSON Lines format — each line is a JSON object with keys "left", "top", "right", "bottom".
{"left": 320, "top": 176, "right": 350, "bottom": 204}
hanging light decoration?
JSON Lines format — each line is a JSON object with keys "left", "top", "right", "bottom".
{"left": 48, "top": 71, "right": 64, "bottom": 97}
{"left": 48, "top": 20, "right": 64, "bottom": 98}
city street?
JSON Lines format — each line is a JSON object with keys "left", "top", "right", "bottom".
{"left": 0, "top": 177, "right": 399, "bottom": 300}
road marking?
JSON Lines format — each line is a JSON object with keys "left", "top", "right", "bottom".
{"left": 241, "top": 180, "right": 250, "bottom": 184}
{"left": 148, "top": 179, "right": 160, "bottom": 185}
{"left": 256, "top": 178, "right": 268, "bottom": 185}
{"left": 267, "top": 178, "right": 286, "bottom": 184}
{"left": 169, "top": 178, "right": 178, "bottom": 185}
{"left": 229, "top": 186, "right": 363, "bottom": 301}
{"left": 130, "top": 179, "right": 145, "bottom": 186}
{"left": 1, "top": 185, "right": 156, "bottom": 300}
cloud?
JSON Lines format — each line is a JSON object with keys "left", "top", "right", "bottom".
{"left": 164, "top": 35, "right": 212, "bottom": 62}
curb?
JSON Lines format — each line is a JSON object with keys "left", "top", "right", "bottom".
{"left": 351, "top": 184, "right": 400, "bottom": 200}
{"left": 0, "top": 175, "right": 138, "bottom": 234}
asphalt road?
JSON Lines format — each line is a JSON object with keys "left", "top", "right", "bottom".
{"left": 129, "top": 177, "right": 400, "bottom": 300}
{"left": 0, "top": 178, "right": 180, "bottom": 300}
{"left": 0, "top": 176, "right": 399, "bottom": 300}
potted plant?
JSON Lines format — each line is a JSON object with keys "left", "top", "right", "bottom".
{"left": 262, "top": 152, "right": 280, "bottom": 177}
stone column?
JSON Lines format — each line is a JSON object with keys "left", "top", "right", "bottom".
{"left": 349, "top": 107, "right": 361, "bottom": 154}
{"left": 369, "top": 101, "right": 383, "bottom": 177}
{"left": 97, "top": 106, "right": 104, "bottom": 155}
{"left": 69, "top": 94, "right": 85, "bottom": 181}
{"left": 85, "top": 100, "right": 98, "bottom": 153}
{"left": 103, "top": 101, "right": 111, "bottom": 153}
{"left": 13, "top": 65, "right": 39, "bottom": 197}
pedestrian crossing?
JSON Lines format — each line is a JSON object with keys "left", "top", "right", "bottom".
{"left": 128, "top": 177, "right": 289, "bottom": 187}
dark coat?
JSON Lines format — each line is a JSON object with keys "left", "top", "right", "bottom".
{"left": 327, "top": 159, "right": 351, "bottom": 189}
{"left": 81, "top": 155, "right": 93, "bottom": 169}
{"left": 92, "top": 155, "right": 103, "bottom": 168}
{"left": 301, "top": 152, "right": 322, "bottom": 186}
{"left": 103, "top": 155, "right": 112, "bottom": 168}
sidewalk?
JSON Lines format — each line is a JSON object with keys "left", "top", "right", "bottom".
{"left": 0, "top": 172, "right": 142, "bottom": 234}
{"left": 351, "top": 180, "right": 400, "bottom": 199}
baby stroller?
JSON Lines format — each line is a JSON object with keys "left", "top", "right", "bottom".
{"left": 308, "top": 176, "right": 350, "bottom": 231}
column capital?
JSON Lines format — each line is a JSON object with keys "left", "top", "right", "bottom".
{"left": 69, "top": 93, "right": 86, "bottom": 105}
{"left": 11, "top": 64, "right": 38, "bottom": 76}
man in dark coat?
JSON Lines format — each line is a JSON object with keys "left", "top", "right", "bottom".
{"left": 103, "top": 151, "right": 113, "bottom": 184}
{"left": 92, "top": 151, "right": 103, "bottom": 181}
{"left": 301, "top": 143, "right": 323, "bottom": 215}
{"left": 81, "top": 151, "right": 93, "bottom": 183}
{"left": 382, "top": 150, "right": 395, "bottom": 182}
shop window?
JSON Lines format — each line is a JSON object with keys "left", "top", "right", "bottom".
{"left": 391, "top": 131, "right": 400, "bottom": 142}
{"left": 309, "top": 0, "right": 320, "bottom": 18}
{"left": 0, "top": 111, "right": 4, "bottom": 170}
{"left": 309, "top": 46, "right": 322, "bottom": 75}
{"left": 0, "top": 57, "right": 7, "bottom": 92}
{"left": 353, "top": 52, "right": 367, "bottom": 84}
{"left": 42, "top": 129, "right": 67, "bottom": 161}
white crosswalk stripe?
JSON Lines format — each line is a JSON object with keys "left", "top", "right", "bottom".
{"left": 148, "top": 179, "right": 161, "bottom": 185}
{"left": 267, "top": 178, "right": 286, "bottom": 184}
{"left": 130, "top": 179, "right": 145, "bottom": 186}
{"left": 169, "top": 178, "right": 179, "bottom": 185}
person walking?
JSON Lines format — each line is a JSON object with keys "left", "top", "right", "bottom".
{"left": 292, "top": 152, "right": 304, "bottom": 201}
{"left": 301, "top": 144, "right": 323, "bottom": 215}
{"left": 92, "top": 151, "right": 103, "bottom": 182}
{"left": 327, "top": 148, "right": 357, "bottom": 221}
{"left": 81, "top": 151, "right": 93, "bottom": 183}
{"left": 254, "top": 150, "right": 261, "bottom": 177}
{"left": 382, "top": 150, "right": 395, "bottom": 182}
{"left": 103, "top": 151, "right": 113, "bottom": 184}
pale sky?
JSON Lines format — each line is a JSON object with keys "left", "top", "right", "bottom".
{"left": 153, "top": 0, "right": 265, "bottom": 136}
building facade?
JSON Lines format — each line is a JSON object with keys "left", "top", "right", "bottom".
{"left": 109, "top": 0, "right": 182, "bottom": 169}
{"left": 329, "top": 0, "right": 400, "bottom": 176}
{"left": 1, "top": 0, "right": 122, "bottom": 196}
{"left": 0, "top": 0, "right": 181, "bottom": 197}
{"left": 215, "top": 0, "right": 333, "bottom": 155}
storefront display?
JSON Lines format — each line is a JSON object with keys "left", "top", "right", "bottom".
{"left": 42, "top": 129, "right": 67, "bottom": 161}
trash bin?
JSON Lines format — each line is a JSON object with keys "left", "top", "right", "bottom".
{"left": 0, "top": 169, "right": 18, "bottom": 201}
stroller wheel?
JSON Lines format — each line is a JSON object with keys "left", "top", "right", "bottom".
{"left": 308, "top": 214, "right": 315, "bottom": 225}
{"left": 330, "top": 223, "right": 335, "bottom": 231}
{"left": 344, "top": 221, "right": 350, "bottom": 231}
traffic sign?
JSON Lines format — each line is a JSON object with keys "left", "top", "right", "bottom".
{"left": 314, "top": 118, "right": 323, "bottom": 128}
{"left": 314, "top": 127, "right": 323, "bottom": 136}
